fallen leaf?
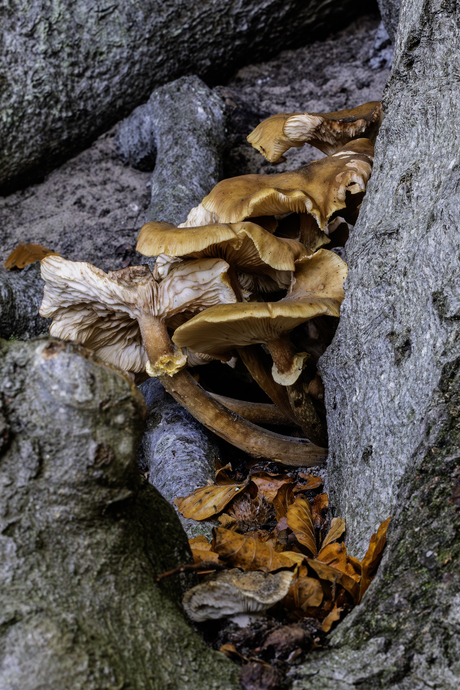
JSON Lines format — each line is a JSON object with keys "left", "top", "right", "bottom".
{"left": 260, "top": 624, "right": 306, "bottom": 659}
{"left": 273, "top": 482, "right": 295, "bottom": 520}
{"left": 220, "top": 644, "right": 248, "bottom": 662}
{"left": 282, "top": 551, "right": 307, "bottom": 567}
{"left": 250, "top": 473, "right": 294, "bottom": 503}
{"left": 188, "top": 535, "right": 222, "bottom": 564}
{"left": 285, "top": 574, "right": 323, "bottom": 611}
{"left": 212, "top": 527, "right": 294, "bottom": 571}
{"left": 174, "top": 481, "right": 248, "bottom": 520}
{"left": 287, "top": 497, "right": 317, "bottom": 557}
{"left": 321, "top": 604, "right": 343, "bottom": 632}
{"left": 321, "top": 517, "right": 346, "bottom": 549}
{"left": 217, "top": 513, "right": 237, "bottom": 529}
{"left": 215, "top": 461, "right": 234, "bottom": 483}
{"left": 306, "top": 558, "right": 359, "bottom": 601}
{"left": 358, "top": 517, "right": 391, "bottom": 602}
{"left": 317, "top": 542, "right": 360, "bottom": 582}
{"left": 311, "top": 493, "right": 328, "bottom": 529}
{"left": 5, "top": 243, "right": 58, "bottom": 270}
{"left": 295, "top": 473, "right": 323, "bottom": 491}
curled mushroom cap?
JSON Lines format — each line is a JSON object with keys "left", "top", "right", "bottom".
{"left": 183, "top": 568, "right": 294, "bottom": 623}
{"left": 173, "top": 249, "right": 347, "bottom": 385}
{"left": 181, "top": 139, "right": 373, "bottom": 232}
{"left": 40, "top": 255, "right": 236, "bottom": 376}
{"left": 136, "top": 220, "right": 311, "bottom": 292}
{"left": 247, "top": 101, "right": 383, "bottom": 162}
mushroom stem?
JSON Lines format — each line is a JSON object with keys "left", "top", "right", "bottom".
{"left": 158, "top": 369, "right": 327, "bottom": 466}
{"left": 137, "top": 313, "right": 186, "bottom": 377}
{"left": 266, "top": 334, "right": 308, "bottom": 386}
{"left": 208, "top": 393, "right": 299, "bottom": 427}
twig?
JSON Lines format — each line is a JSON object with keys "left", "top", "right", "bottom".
{"left": 156, "top": 560, "right": 226, "bottom": 582}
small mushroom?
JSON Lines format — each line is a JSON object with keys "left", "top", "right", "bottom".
{"left": 183, "top": 568, "right": 294, "bottom": 626}
{"left": 136, "top": 220, "right": 311, "bottom": 294}
{"left": 172, "top": 249, "right": 347, "bottom": 387}
{"left": 247, "top": 101, "right": 383, "bottom": 162}
{"left": 39, "top": 255, "right": 236, "bottom": 376}
{"left": 181, "top": 139, "right": 374, "bottom": 233}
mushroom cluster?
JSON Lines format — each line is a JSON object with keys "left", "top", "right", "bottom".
{"left": 39, "top": 100, "right": 378, "bottom": 465}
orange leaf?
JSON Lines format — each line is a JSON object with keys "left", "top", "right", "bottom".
{"left": 174, "top": 481, "right": 248, "bottom": 520}
{"left": 212, "top": 527, "right": 294, "bottom": 571}
{"left": 250, "top": 473, "right": 294, "bottom": 503}
{"left": 188, "top": 535, "right": 222, "bottom": 565}
{"left": 317, "top": 542, "right": 360, "bottom": 582}
{"left": 321, "top": 517, "right": 346, "bottom": 549}
{"left": 273, "top": 482, "right": 295, "bottom": 521}
{"left": 358, "top": 517, "right": 391, "bottom": 602}
{"left": 322, "top": 604, "right": 343, "bottom": 632}
{"left": 311, "top": 493, "right": 328, "bottom": 528}
{"left": 285, "top": 575, "right": 323, "bottom": 611}
{"left": 306, "top": 558, "right": 359, "bottom": 601}
{"left": 295, "top": 474, "right": 323, "bottom": 491}
{"left": 5, "top": 243, "right": 58, "bottom": 270}
{"left": 287, "top": 497, "right": 317, "bottom": 557}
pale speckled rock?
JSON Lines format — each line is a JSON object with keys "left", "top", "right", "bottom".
{"left": 0, "top": 337, "right": 239, "bottom": 690}
{"left": 291, "top": 0, "right": 460, "bottom": 686}
{"left": 0, "top": 0, "right": 375, "bottom": 193}
{"left": 377, "top": 0, "right": 401, "bottom": 42}
{"left": 139, "top": 377, "right": 222, "bottom": 541}
{"left": 116, "top": 76, "right": 226, "bottom": 227}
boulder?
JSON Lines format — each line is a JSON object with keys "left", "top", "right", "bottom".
{"left": 0, "top": 0, "right": 375, "bottom": 193}
{"left": 377, "top": 0, "right": 401, "bottom": 42}
{"left": 0, "top": 337, "right": 239, "bottom": 689}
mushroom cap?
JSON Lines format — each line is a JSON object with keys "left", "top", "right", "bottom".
{"left": 40, "top": 255, "right": 236, "bottom": 374}
{"left": 189, "top": 139, "right": 373, "bottom": 232}
{"left": 247, "top": 101, "right": 383, "bottom": 162}
{"left": 172, "top": 249, "right": 347, "bottom": 358}
{"left": 183, "top": 568, "right": 294, "bottom": 622}
{"left": 136, "top": 220, "right": 311, "bottom": 286}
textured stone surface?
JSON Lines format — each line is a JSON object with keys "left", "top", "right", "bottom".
{"left": 289, "top": 0, "right": 460, "bottom": 685}
{"left": 117, "top": 76, "right": 226, "bottom": 227}
{"left": 0, "top": 338, "right": 239, "bottom": 689}
{"left": 139, "top": 377, "right": 222, "bottom": 540}
{"left": 377, "top": 0, "right": 401, "bottom": 42}
{"left": 0, "top": 0, "right": 376, "bottom": 193}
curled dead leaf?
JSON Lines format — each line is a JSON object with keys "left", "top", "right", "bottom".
{"left": 5, "top": 243, "right": 58, "bottom": 270}
{"left": 306, "top": 558, "right": 359, "bottom": 602}
{"left": 273, "top": 482, "right": 295, "bottom": 521}
{"left": 358, "top": 516, "right": 391, "bottom": 602}
{"left": 311, "top": 493, "right": 328, "bottom": 529}
{"left": 212, "top": 527, "right": 295, "bottom": 571}
{"left": 317, "top": 542, "right": 360, "bottom": 582}
{"left": 250, "top": 473, "right": 294, "bottom": 503}
{"left": 321, "top": 517, "right": 346, "bottom": 549}
{"left": 287, "top": 497, "right": 317, "bottom": 557}
{"left": 285, "top": 573, "right": 323, "bottom": 611}
{"left": 321, "top": 604, "right": 343, "bottom": 632}
{"left": 175, "top": 480, "right": 248, "bottom": 520}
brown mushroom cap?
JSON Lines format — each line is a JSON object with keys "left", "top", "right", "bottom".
{"left": 183, "top": 568, "right": 294, "bottom": 622}
{"left": 40, "top": 255, "right": 236, "bottom": 375}
{"left": 183, "top": 139, "right": 373, "bottom": 233}
{"left": 247, "top": 101, "right": 383, "bottom": 162}
{"left": 173, "top": 249, "right": 347, "bottom": 385}
{"left": 136, "top": 220, "right": 311, "bottom": 292}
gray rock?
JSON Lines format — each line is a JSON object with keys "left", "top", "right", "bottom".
{"left": 369, "top": 21, "right": 394, "bottom": 69}
{"left": 139, "top": 378, "right": 223, "bottom": 540}
{"left": 377, "top": 0, "right": 401, "bottom": 43}
{"left": 0, "top": 0, "right": 375, "bottom": 193}
{"left": 117, "top": 76, "right": 226, "bottom": 227}
{"left": 0, "top": 264, "right": 50, "bottom": 339}
{"left": 291, "top": 0, "right": 460, "bottom": 685}
{"left": 0, "top": 337, "right": 239, "bottom": 690}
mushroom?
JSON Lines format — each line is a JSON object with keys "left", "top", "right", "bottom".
{"left": 247, "top": 101, "right": 382, "bottom": 162}
{"left": 172, "top": 249, "right": 347, "bottom": 387}
{"left": 136, "top": 220, "right": 311, "bottom": 294}
{"left": 39, "top": 255, "right": 237, "bottom": 376}
{"left": 183, "top": 568, "right": 294, "bottom": 626}
{"left": 180, "top": 139, "right": 374, "bottom": 233}
{"left": 40, "top": 255, "right": 327, "bottom": 466}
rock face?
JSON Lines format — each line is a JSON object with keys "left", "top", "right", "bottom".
{"left": 290, "top": 0, "right": 460, "bottom": 685}
{"left": 0, "top": 0, "right": 375, "bottom": 193}
{"left": 0, "top": 338, "right": 239, "bottom": 689}
{"left": 377, "top": 0, "right": 401, "bottom": 42}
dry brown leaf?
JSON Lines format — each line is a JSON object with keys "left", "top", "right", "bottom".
{"left": 215, "top": 461, "right": 234, "bottom": 482}
{"left": 295, "top": 473, "right": 323, "bottom": 491}
{"left": 321, "top": 517, "right": 346, "bottom": 549}
{"left": 321, "top": 604, "right": 343, "bottom": 632}
{"left": 188, "top": 535, "right": 222, "bottom": 565}
{"left": 311, "top": 493, "right": 328, "bottom": 529}
{"left": 250, "top": 473, "right": 294, "bottom": 503}
{"left": 306, "top": 558, "right": 359, "bottom": 601}
{"left": 217, "top": 513, "right": 237, "bottom": 529}
{"left": 282, "top": 551, "right": 307, "bottom": 567}
{"left": 212, "top": 527, "right": 294, "bottom": 571}
{"left": 317, "top": 542, "right": 360, "bottom": 582}
{"left": 273, "top": 482, "right": 295, "bottom": 521}
{"left": 358, "top": 516, "right": 391, "bottom": 602}
{"left": 285, "top": 574, "right": 323, "bottom": 611}
{"left": 287, "top": 497, "right": 317, "bottom": 557}
{"left": 5, "top": 243, "right": 58, "bottom": 270}
{"left": 174, "top": 481, "right": 248, "bottom": 520}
